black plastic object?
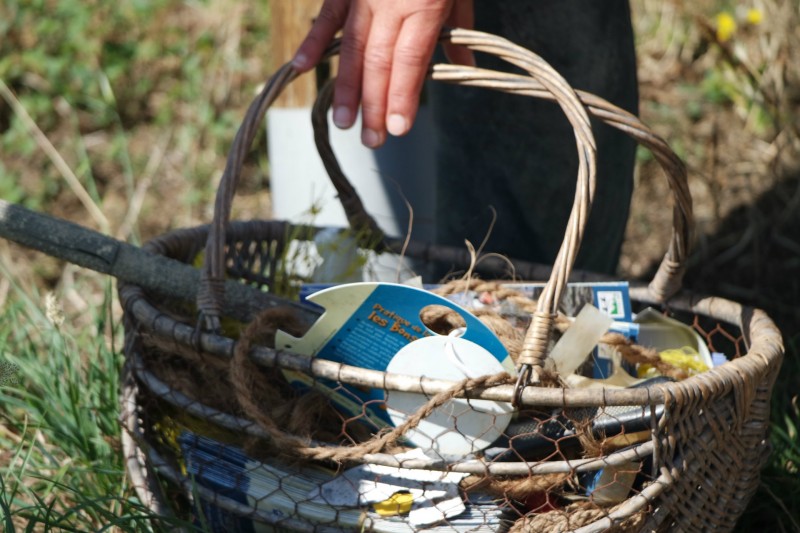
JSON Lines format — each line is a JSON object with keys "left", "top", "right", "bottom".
{"left": 484, "top": 376, "right": 671, "bottom": 462}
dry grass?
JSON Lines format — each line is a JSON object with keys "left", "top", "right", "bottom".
{"left": 624, "top": 0, "right": 800, "bottom": 333}
{"left": 0, "top": 0, "right": 272, "bottom": 314}
{"left": 626, "top": 6, "right": 800, "bottom": 527}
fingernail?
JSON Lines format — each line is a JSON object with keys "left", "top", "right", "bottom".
{"left": 333, "top": 106, "right": 352, "bottom": 129}
{"left": 291, "top": 52, "right": 308, "bottom": 70}
{"left": 387, "top": 114, "right": 408, "bottom": 136}
{"left": 362, "top": 128, "right": 381, "bottom": 148}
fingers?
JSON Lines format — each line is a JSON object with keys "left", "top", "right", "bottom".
{"left": 292, "top": 0, "right": 349, "bottom": 72}
{"left": 358, "top": 13, "right": 403, "bottom": 146}
{"left": 385, "top": 13, "right": 443, "bottom": 137}
{"left": 332, "top": 1, "right": 371, "bottom": 133}
{"left": 293, "top": 0, "right": 469, "bottom": 148}
{"left": 443, "top": 0, "right": 475, "bottom": 66}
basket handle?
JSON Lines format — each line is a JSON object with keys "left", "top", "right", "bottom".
{"left": 311, "top": 29, "right": 603, "bottom": 387}
{"left": 309, "top": 29, "right": 693, "bottom": 384}
{"left": 425, "top": 64, "right": 694, "bottom": 305}
{"left": 199, "top": 28, "right": 693, "bottom": 391}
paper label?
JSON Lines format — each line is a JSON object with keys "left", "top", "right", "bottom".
{"left": 505, "top": 281, "right": 633, "bottom": 322}
{"left": 277, "top": 282, "right": 512, "bottom": 428}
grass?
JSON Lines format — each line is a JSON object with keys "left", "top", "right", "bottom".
{"left": 0, "top": 0, "right": 798, "bottom": 531}
{"left": 0, "top": 274, "right": 204, "bottom": 530}
{"left": 0, "top": 277, "right": 139, "bottom": 529}
{"left": 734, "top": 334, "right": 800, "bottom": 533}
{"left": 1, "top": 0, "right": 273, "bottom": 529}
{"left": 0, "top": 0, "right": 272, "bottom": 239}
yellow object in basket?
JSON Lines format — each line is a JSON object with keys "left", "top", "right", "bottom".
{"left": 372, "top": 492, "right": 414, "bottom": 516}
{"left": 638, "top": 346, "right": 710, "bottom": 378}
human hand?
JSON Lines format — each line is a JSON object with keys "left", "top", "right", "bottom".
{"left": 292, "top": 0, "right": 474, "bottom": 148}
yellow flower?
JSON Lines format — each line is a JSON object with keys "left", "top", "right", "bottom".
{"left": 715, "top": 11, "right": 737, "bottom": 42}
{"left": 746, "top": 8, "right": 764, "bottom": 25}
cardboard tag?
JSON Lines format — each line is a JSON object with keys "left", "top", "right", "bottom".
{"left": 276, "top": 282, "right": 513, "bottom": 429}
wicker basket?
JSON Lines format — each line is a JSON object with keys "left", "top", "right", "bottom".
{"left": 119, "top": 29, "right": 784, "bottom": 532}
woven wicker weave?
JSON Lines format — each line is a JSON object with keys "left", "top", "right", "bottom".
{"left": 119, "top": 29, "right": 784, "bottom": 532}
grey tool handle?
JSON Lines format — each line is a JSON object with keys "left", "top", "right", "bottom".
{"left": 0, "top": 199, "right": 319, "bottom": 324}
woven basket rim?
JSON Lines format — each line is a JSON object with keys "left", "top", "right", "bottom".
{"left": 119, "top": 220, "right": 783, "bottom": 409}
{"left": 119, "top": 243, "right": 783, "bottom": 531}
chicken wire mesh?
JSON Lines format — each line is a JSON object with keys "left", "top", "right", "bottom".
{"left": 118, "top": 221, "right": 781, "bottom": 532}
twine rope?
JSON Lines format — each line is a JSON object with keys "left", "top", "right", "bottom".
{"left": 230, "top": 308, "right": 513, "bottom": 462}
{"left": 430, "top": 280, "right": 689, "bottom": 380}
{"left": 511, "top": 502, "right": 647, "bottom": 532}
{"left": 226, "top": 281, "right": 688, "bottom": 466}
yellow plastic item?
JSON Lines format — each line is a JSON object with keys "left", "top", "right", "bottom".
{"left": 372, "top": 492, "right": 414, "bottom": 517}
{"left": 638, "top": 346, "right": 710, "bottom": 379}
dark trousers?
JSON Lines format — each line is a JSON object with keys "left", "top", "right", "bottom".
{"left": 430, "top": 0, "right": 638, "bottom": 275}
